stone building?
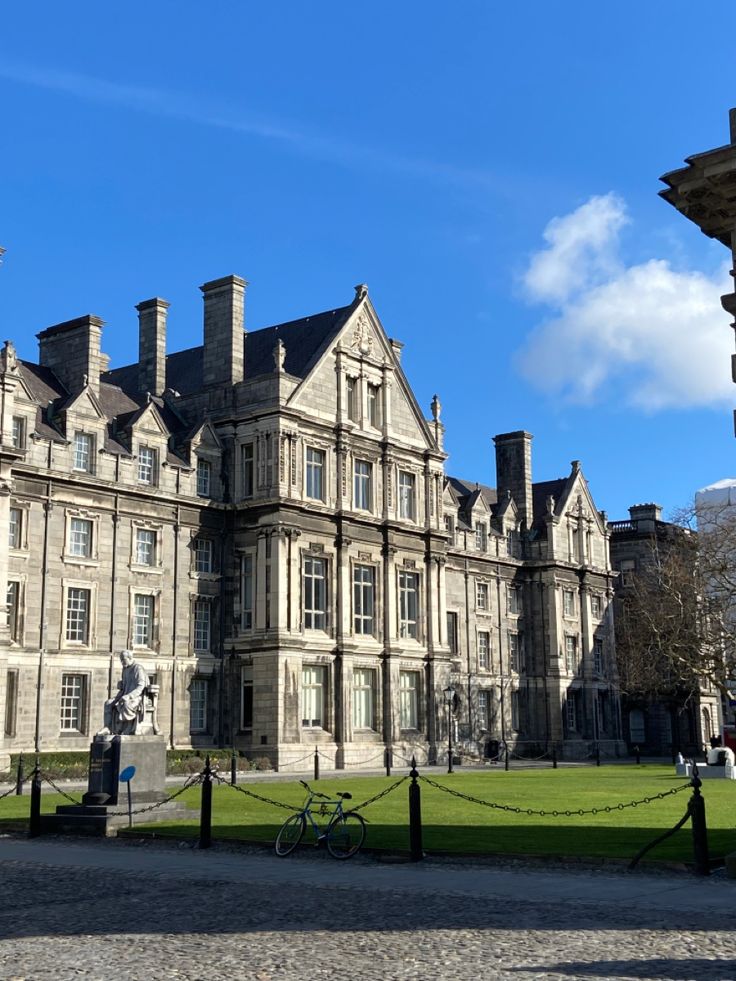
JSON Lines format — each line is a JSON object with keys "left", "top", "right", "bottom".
{"left": 0, "top": 275, "right": 624, "bottom": 767}
{"left": 609, "top": 504, "right": 721, "bottom": 756}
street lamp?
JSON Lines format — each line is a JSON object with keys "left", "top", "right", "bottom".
{"left": 443, "top": 684, "right": 456, "bottom": 774}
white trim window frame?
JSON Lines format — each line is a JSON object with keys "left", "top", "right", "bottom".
{"left": 475, "top": 523, "right": 487, "bottom": 552}
{"left": 476, "top": 580, "right": 489, "bottom": 612}
{"left": 353, "top": 459, "right": 372, "bottom": 511}
{"left": 137, "top": 445, "right": 158, "bottom": 485}
{"left": 478, "top": 630, "right": 490, "bottom": 671}
{"left": 193, "top": 598, "right": 212, "bottom": 653}
{"left": 564, "top": 634, "right": 577, "bottom": 674}
{"left": 64, "top": 585, "right": 92, "bottom": 646}
{"left": 508, "top": 631, "right": 520, "bottom": 672}
{"left": 189, "top": 677, "right": 208, "bottom": 733}
{"left": 73, "top": 432, "right": 95, "bottom": 474}
{"left": 508, "top": 584, "right": 522, "bottom": 616}
{"left": 303, "top": 555, "right": 328, "bottom": 631}
{"left": 398, "top": 470, "right": 416, "bottom": 521}
{"left": 563, "top": 589, "right": 575, "bottom": 618}
{"left": 398, "top": 570, "right": 419, "bottom": 640}
{"left": 6, "top": 579, "right": 22, "bottom": 644}
{"left": 68, "top": 516, "right": 93, "bottom": 559}
{"left": 133, "top": 526, "right": 157, "bottom": 568}
{"left": 193, "top": 537, "right": 214, "bottom": 575}
{"left": 399, "top": 669, "right": 419, "bottom": 729}
{"left": 60, "top": 673, "right": 88, "bottom": 734}
{"left": 196, "top": 458, "right": 212, "bottom": 498}
{"left": 131, "top": 591, "right": 156, "bottom": 649}
{"left": 352, "top": 666, "right": 376, "bottom": 730}
{"left": 11, "top": 416, "right": 25, "bottom": 449}
{"left": 302, "top": 664, "right": 327, "bottom": 728}
{"left": 353, "top": 564, "right": 375, "bottom": 636}
{"left": 305, "top": 446, "right": 326, "bottom": 502}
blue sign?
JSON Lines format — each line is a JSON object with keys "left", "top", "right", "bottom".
{"left": 119, "top": 765, "right": 136, "bottom": 783}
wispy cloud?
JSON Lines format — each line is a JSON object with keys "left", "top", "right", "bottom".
{"left": 0, "top": 60, "right": 499, "bottom": 189}
{"left": 516, "top": 192, "right": 732, "bottom": 411}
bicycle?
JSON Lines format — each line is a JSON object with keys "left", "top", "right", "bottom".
{"left": 274, "top": 780, "right": 366, "bottom": 859}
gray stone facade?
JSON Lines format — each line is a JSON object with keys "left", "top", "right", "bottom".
{"left": 0, "top": 278, "right": 625, "bottom": 767}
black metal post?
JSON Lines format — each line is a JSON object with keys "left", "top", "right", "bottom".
{"left": 230, "top": 751, "right": 237, "bottom": 787}
{"left": 385, "top": 747, "right": 391, "bottom": 778}
{"left": 15, "top": 753, "right": 24, "bottom": 796}
{"left": 552, "top": 745, "right": 557, "bottom": 769}
{"left": 29, "top": 762, "right": 41, "bottom": 838}
{"left": 634, "top": 745, "right": 641, "bottom": 765}
{"left": 199, "top": 755, "right": 213, "bottom": 850}
{"left": 314, "top": 748, "right": 320, "bottom": 781}
{"left": 408, "top": 756, "right": 423, "bottom": 862}
{"left": 595, "top": 743, "right": 601, "bottom": 767}
{"left": 689, "top": 774, "right": 710, "bottom": 876}
{"left": 447, "top": 705, "right": 454, "bottom": 774}
{"left": 505, "top": 746, "right": 510, "bottom": 771}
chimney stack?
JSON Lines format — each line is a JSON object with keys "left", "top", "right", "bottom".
{"left": 136, "top": 297, "right": 169, "bottom": 396}
{"left": 37, "top": 315, "right": 104, "bottom": 397}
{"left": 494, "top": 431, "right": 533, "bottom": 530}
{"left": 200, "top": 275, "right": 246, "bottom": 387}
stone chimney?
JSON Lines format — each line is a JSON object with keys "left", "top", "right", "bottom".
{"left": 629, "top": 503, "right": 662, "bottom": 533}
{"left": 136, "top": 297, "right": 169, "bottom": 396}
{"left": 200, "top": 275, "right": 246, "bottom": 387}
{"left": 494, "top": 431, "right": 533, "bottom": 530}
{"left": 37, "top": 315, "right": 104, "bottom": 397}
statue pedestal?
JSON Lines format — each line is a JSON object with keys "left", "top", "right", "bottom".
{"left": 41, "top": 735, "right": 192, "bottom": 836}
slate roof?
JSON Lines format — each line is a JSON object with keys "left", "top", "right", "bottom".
{"left": 448, "top": 473, "right": 572, "bottom": 530}
{"left": 102, "top": 303, "right": 355, "bottom": 397}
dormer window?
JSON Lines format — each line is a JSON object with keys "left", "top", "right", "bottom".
{"left": 11, "top": 416, "right": 25, "bottom": 449}
{"left": 138, "top": 446, "right": 157, "bottom": 485}
{"left": 196, "top": 459, "right": 212, "bottom": 498}
{"left": 367, "top": 383, "right": 381, "bottom": 428}
{"left": 398, "top": 471, "right": 416, "bottom": 520}
{"left": 346, "top": 377, "right": 358, "bottom": 422}
{"left": 73, "top": 433, "right": 94, "bottom": 473}
{"left": 475, "top": 523, "right": 487, "bottom": 551}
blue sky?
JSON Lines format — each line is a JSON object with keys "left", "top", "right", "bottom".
{"left": 1, "top": 1, "right": 735, "bottom": 519}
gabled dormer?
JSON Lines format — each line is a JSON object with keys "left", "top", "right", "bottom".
{"left": 119, "top": 400, "right": 172, "bottom": 489}
{"left": 188, "top": 420, "right": 223, "bottom": 501}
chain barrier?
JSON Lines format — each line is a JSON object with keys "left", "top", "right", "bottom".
{"left": 39, "top": 772, "right": 83, "bottom": 806}
{"left": 419, "top": 774, "right": 692, "bottom": 817}
{"left": 107, "top": 773, "right": 203, "bottom": 818}
{"left": 0, "top": 785, "right": 16, "bottom": 802}
{"left": 315, "top": 750, "right": 388, "bottom": 768}
{"left": 212, "top": 772, "right": 301, "bottom": 812}
{"left": 350, "top": 775, "right": 408, "bottom": 813}
{"left": 282, "top": 751, "right": 320, "bottom": 766}
{"left": 508, "top": 749, "right": 551, "bottom": 763}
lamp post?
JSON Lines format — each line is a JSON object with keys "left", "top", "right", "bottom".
{"left": 443, "top": 684, "right": 456, "bottom": 774}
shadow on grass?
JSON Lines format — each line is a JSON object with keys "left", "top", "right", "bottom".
{"left": 128, "top": 819, "right": 730, "bottom": 864}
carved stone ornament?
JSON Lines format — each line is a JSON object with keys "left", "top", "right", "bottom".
{"left": 431, "top": 393, "right": 441, "bottom": 422}
{"left": 274, "top": 338, "right": 286, "bottom": 372}
{"left": 1, "top": 340, "right": 18, "bottom": 373}
{"left": 352, "top": 314, "right": 373, "bottom": 356}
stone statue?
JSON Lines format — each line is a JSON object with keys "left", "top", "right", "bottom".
{"left": 97, "top": 650, "right": 149, "bottom": 737}
{"left": 274, "top": 338, "right": 286, "bottom": 372}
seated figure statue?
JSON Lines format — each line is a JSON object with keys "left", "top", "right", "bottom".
{"left": 97, "top": 650, "right": 149, "bottom": 737}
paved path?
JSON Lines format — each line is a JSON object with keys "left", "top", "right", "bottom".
{"left": 1, "top": 836, "right": 734, "bottom": 980}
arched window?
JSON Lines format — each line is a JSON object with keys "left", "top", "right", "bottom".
{"left": 628, "top": 708, "right": 645, "bottom": 743}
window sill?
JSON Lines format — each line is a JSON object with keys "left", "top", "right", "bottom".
{"left": 131, "top": 563, "right": 163, "bottom": 575}
{"left": 63, "top": 556, "right": 100, "bottom": 567}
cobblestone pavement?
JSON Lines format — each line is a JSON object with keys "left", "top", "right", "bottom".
{"left": 0, "top": 839, "right": 735, "bottom": 981}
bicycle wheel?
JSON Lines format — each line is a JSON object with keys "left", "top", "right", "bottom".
{"left": 325, "top": 811, "right": 366, "bottom": 859}
{"left": 275, "top": 813, "right": 306, "bottom": 856}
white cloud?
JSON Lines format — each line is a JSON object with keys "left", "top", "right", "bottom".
{"left": 517, "top": 194, "right": 732, "bottom": 410}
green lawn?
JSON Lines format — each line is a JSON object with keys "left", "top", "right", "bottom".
{"left": 3, "top": 766, "right": 734, "bottom": 864}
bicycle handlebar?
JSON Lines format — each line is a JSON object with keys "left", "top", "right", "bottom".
{"left": 299, "top": 779, "right": 330, "bottom": 800}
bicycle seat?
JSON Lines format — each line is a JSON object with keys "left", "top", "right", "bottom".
{"left": 337, "top": 792, "right": 352, "bottom": 800}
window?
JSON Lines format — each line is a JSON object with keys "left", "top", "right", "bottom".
{"left": 367, "top": 383, "right": 380, "bottom": 428}
{"left": 619, "top": 559, "right": 636, "bottom": 587}
{"left": 352, "top": 667, "right": 375, "bottom": 730}
{"left": 629, "top": 708, "right": 645, "bottom": 743}
{"left": 702, "top": 707, "right": 712, "bottom": 742}
{"left": 68, "top": 518, "right": 93, "bottom": 559}
{"left": 193, "top": 599, "right": 211, "bottom": 653}
{"left": 241, "top": 554, "right": 254, "bottom": 630}
{"left": 134, "top": 527, "right": 156, "bottom": 567}
{"left": 476, "top": 581, "right": 489, "bottom": 611}
{"left": 65, "top": 588, "right": 90, "bottom": 644}
{"left": 4, "top": 669, "right": 18, "bottom": 736}
{"left": 241, "top": 665, "right": 253, "bottom": 729}
{"left": 477, "top": 690, "right": 490, "bottom": 730}
{"left": 566, "top": 694, "right": 578, "bottom": 732}
{"left": 475, "top": 523, "right": 487, "bottom": 551}
{"left": 241, "top": 443, "right": 255, "bottom": 498}
{"left": 399, "top": 670, "right": 419, "bottom": 729}
{"left": 444, "top": 514, "right": 455, "bottom": 544}
{"left": 138, "top": 446, "right": 157, "bottom": 485}
{"left": 302, "top": 665, "right": 327, "bottom": 728}
{"left": 189, "top": 678, "right": 208, "bottom": 733}
{"left": 563, "top": 589, "right": 575, "bottom": 617}
{"left": 60, "top": 673, "right": 87, "bottom": 733}
{"left": 507, "top": 529, "right": 520, "bottom": 557}
{"left": 306, "top": 447, "right": 325, "bottom": 501}
{"left": 508, "top": 585, "right": 522, "bottom": 615}
{"left": 8, "top": 507, "right": 21, "bottom": 549}
{"left": 132, "top": 594, "right": 154, "bottom": 647}
{"left": 399, "top": 571, "right": 419, "bottom": 639}
{"left": 509, "top": 632, "right": 520, "bottom": 672}
{"left": 590, "top": 594, "right": 602, "bottom": 618}
{"left": 353, "top": 565, "right": 375, "bottom": 635}
{"left": 197, "top": 459, "right": 212, "bottom": 498}
{"left": 6, "top": 581, "right": 19, "bottom": 642}
{"left": 398, "top": 471, "right": 416, "bottom": 520}
{"left": 478, "top": 631, "right": 490, "bottom": 670}
{"left": 194, "top": 538, "right": 213, "bottom": 574}
{"left": 354, "top": 459, "right": 372, "bottom": 510}
{"left": 304, "top": 556, "right": 327, "bottom": 630}
{"left": 11, "top": 416, "right": 24, "bottom": 449}
{"left": 447, "top": 611, "right": 459, "bottom": 654}
{"left": 593, "top": 638, "right": 603, "bottom": 674}
{"left": 564, "top": 635, "right": 577, "bottom": 674}
{"left": 511, "top": 690, "right": 520, "bottom": 731}
{"left": 346, "top": 377, "right": 358, "bottom": 421}
{"left": 73, "top": 432, "right": 94, "bottom": 473}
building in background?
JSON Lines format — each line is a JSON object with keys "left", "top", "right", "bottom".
{"left": 0, "top": 276, "right": 624, "bottom": 767}
{"left": 609, "top": 504, "right": 721, "bottom": 756}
